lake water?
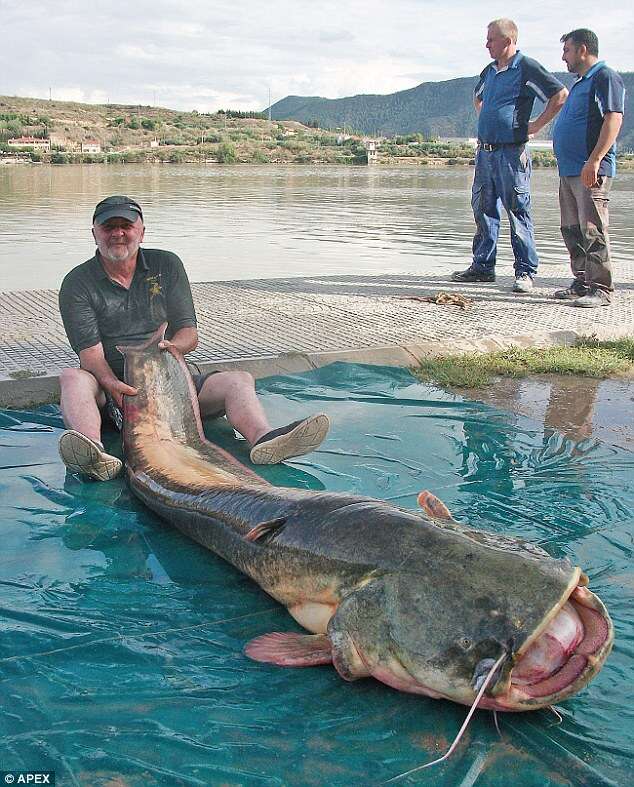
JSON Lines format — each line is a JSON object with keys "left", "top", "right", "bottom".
{"left": 1, "top": 163, "right": 633, "bottom": 292}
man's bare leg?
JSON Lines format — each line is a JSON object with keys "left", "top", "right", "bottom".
{"left": 58, "top": 368, "right": 122, "bottom": 480}
{"left": 197, "top": 370, "right": 329, "bottom": 465}
{"left": 197, "top": 371, "right": 270, "bottom": 444}
{"left": 59, "top": 368, "right": 107, "bottom": 443}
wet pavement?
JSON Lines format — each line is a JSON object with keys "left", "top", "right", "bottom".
{"left": 1, "top": 267, "right": 633, "bottom": 413}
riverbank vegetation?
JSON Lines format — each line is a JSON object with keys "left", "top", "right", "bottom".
{"left": 2, "top": 95, "right": 634, "bottom": 168}
{"left": 413, "top": 338, "right": 634, "bottom": 388}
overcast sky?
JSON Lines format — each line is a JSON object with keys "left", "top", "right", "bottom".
{"left": 2, "top": 1, "right": 632, "bottom": 112}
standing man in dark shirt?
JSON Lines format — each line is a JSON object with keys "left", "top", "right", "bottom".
{"left": 58, "top": 196, "right": 329, "bottom": 481}
{"left": 452, "top": 18, "right": 567, "bottom": 293}
{"left": 552, "top": 29, "right": 625, "bottom": 307}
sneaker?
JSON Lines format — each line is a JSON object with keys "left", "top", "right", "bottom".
{"left": 553, "top": 279, "right": 588, "bottom": 300}
{"left": 450, "top": 266, "right": 495, "bottom": 283}
{"left": 571, "top": 288, "right": 611, "bottom": 308}
{"left": 512, "top": 274, "right": 533, "bottom": 294}
{"left": 58, "top": 430, "right": 123, "bottom": 481}
{"left": 249, "top": 414, "right": 330, "bottom": 465}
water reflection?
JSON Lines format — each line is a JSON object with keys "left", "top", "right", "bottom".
{"left": 462, "top": 376, "right": 633, "bottom": 448}
{"left": 2, "top": 164, "right": 632, "bottom": 291}
{"left": 457, "top": 376, "right": 634, "bottom": 553}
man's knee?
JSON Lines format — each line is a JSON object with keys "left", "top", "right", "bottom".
{"left": 199, "top": 369, "right": 255, "bottom": 398}
{"left": 59, "top": 367, "right": 103, "bottom": 401}
{"left": 223, "top": 369, "right": 256, "bottom": 391}
{"left": 60, "top": 367, "right": 95, "bottom": 389}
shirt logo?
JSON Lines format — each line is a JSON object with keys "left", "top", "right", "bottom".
{"left": 146, "top": 275, "right": 162, "bottom": 297}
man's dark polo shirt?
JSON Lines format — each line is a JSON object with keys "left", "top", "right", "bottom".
{"left": 59, "top": 247, "right": 197, "bottom": 379}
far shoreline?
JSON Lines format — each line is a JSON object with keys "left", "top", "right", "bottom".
{"left": 3, "top": 153, "right": 634, "bottom": 170}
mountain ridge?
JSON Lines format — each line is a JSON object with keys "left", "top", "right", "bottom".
{"left": 269, "top": 72, "right": 634, "bottom": 149}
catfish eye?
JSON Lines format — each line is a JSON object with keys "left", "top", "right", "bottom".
{"left": 459, "top": 638, "right": 472, "bottom": 650}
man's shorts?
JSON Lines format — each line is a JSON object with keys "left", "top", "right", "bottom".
{"left": 192, "top": 370, "right": 217, "bottom": 395}
{"left": 190, "top": 367, "right": 226, "bottom": 419}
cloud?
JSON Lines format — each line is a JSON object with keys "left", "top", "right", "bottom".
{"left": 1, "top": 0, "right": 632, "bottom": 111}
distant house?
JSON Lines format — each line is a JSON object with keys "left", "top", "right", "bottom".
{"left": 81, "top": 140, "right": 101, "bottom": 153}
{"left": 149, "top": 139, "right": 160, "bottom": 148}
{"left": 7, "top": 136, "right": 51, "bottom": 151}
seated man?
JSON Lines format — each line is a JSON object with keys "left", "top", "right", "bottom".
{"left": 57, "top": 195, "right": 329, "bottom": 481}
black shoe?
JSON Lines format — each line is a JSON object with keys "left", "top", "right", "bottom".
{"left": 571, "top": 288, "right": 611, "bottom": 308}
{"left": 249, "top": 414, "right": 330, "bottom": 465}
{"left": 451, "top": 266, "right": 495, "bottom": 283}
{"left": 554, "top": 279, "right": 588, "bottom": 300}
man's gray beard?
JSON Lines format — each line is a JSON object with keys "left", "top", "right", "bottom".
{"left": 99, "top": 240, "right": 140, "bottom": 264}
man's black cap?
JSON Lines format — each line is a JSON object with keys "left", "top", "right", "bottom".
{"left": 93, "top": 195, "right": 143, "bottom": 225}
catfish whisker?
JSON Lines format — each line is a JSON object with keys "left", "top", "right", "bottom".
{"left": 383, "top": 651, "right": 507, "bottom": 782}
{"left": 493, "top": 709, "right": 502, "bottom": 737}
{"left": 548, "top": 705, "right": 563, "bottom": 725}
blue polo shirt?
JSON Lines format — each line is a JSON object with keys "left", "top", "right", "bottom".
{"left": 552, "top": 62, "right": 625, "bottom": 177}
{"left": 475, "top": 51, "right": 564, "bottom": 144}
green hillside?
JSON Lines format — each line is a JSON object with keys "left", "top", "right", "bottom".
{"left": 0, "top": 96, "right": 365, "bottom": 164}
{"left": 270, "top": 72, "right": 634, "bottom": 150}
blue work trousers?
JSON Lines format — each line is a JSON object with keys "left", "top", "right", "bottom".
{"left": 471, "top": 145, "right": 539, "bottom": 276}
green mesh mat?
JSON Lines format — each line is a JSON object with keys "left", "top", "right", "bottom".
{"left": 1, "top": 362, "right": 632, "bottom": 785}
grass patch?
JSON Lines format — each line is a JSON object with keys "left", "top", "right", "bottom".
{"left": 413, "top": 337, "right": 634, "bottom": 388}
{"left": 8, "top": 369, "right": 47, "bottom": 379}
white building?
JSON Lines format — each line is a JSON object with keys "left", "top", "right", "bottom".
{"left": 7, "top": 136, "right": 51, "bottom": 151}
{"left": 364, "top": 139, "right": 379, "bottom": 164}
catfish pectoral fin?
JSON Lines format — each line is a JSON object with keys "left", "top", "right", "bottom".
{"left": 417, "top": 490, "right": 456, "bottom": 522}
{"left": 244, "top": 517, "right": 287, "bottom": 543}
{"left": 244, "top": 632, "right": 332, "bottom": 667}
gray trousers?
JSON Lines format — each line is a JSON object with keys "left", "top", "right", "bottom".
{"left": 559, "top": 175, "right": 613, "bottom": 293}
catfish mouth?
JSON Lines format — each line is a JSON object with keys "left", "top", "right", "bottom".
{"left": 480, "top": 584, "right": 614, "bottom": 711}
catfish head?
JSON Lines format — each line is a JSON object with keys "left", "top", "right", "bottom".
{"left": 247, "top": 497, "right": 613, "bottom": 712}
{"left": 326, "top": 566, "right": 613, "bottom": 711}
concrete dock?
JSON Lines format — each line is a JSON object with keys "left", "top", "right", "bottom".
{"left": 1, "top": 260, "right": 633, "bottom": 407}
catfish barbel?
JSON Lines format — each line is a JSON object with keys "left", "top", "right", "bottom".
{"left": 120, "top": 326, "right": 613, "bottom": 715}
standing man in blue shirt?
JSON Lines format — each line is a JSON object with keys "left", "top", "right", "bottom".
{"left": 452, "top": 19, "right": 567, "bottom": 292}
{"left": 552, "top": 29, "right": 625, "bottom": 307}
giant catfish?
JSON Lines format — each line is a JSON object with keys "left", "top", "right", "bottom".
{"left": 120, "top": 327, "right": 613, "bottom": 714}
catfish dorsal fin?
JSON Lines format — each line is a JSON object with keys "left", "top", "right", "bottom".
{"left": 417, "top": 490, "right": 456, "bottom": 522}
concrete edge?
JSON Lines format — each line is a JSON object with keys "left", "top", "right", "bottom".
{"left": 1, "top": 327, "right": 631, "bottom": 409}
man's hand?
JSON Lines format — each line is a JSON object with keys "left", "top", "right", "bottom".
{"left": 581, "top": 112, "right": 622, "bottom": 189}
{"left": 78, "top": 343, "right": 138, "bottom": 408}
{"left": 104, "top": 379, "right": 138, "bottom": 409}
{"left": 527, "top": 87, "right": 568, "bottom": 138}
{"left": 159, "top": 327, "right": 198, "bottom": 355}
{"left": 581, "top": 159, "right": 600, "bottom": 188}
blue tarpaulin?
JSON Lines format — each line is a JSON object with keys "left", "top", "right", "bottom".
{"left": 1, "top": 363, "right": 632, "bottom": 785}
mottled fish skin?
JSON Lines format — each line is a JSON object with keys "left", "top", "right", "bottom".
{"left": 120, "top": 326, "right": 613, "bottom": 711}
